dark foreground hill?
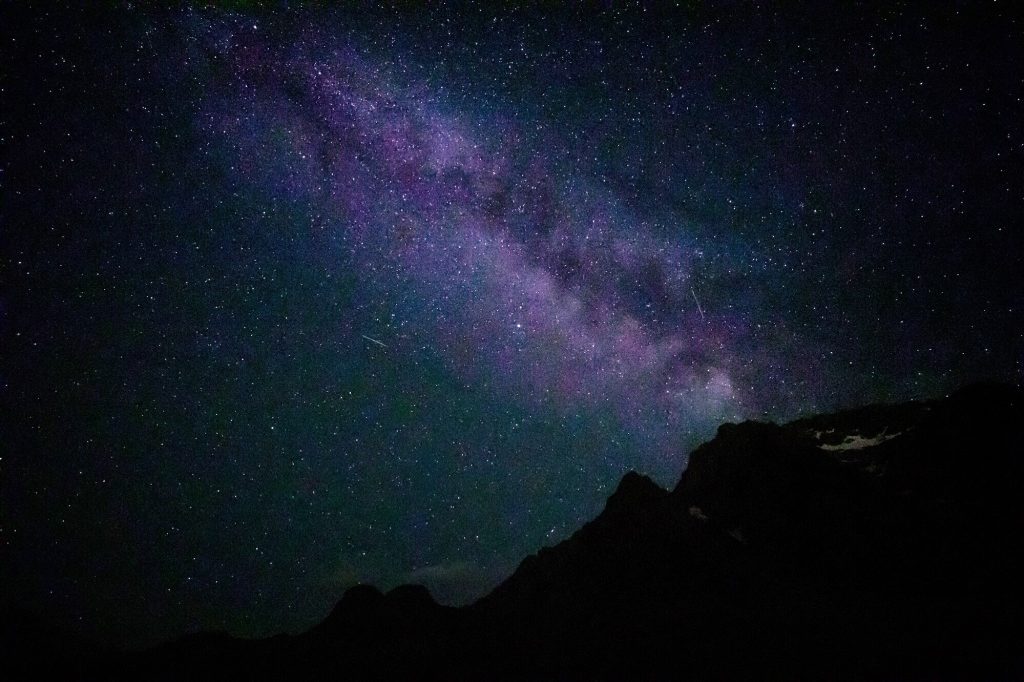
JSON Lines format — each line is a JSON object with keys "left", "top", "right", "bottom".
{"left": 7, "top": 383, "right": 1024, "bottom": 680}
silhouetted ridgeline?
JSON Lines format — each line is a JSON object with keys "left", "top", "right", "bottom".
{"left": 6, "top": 383, "right": 1023, "bottom": 680}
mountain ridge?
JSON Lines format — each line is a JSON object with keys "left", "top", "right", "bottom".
{"left": 7, "top": 382, "right": 1023, "bottom": 680}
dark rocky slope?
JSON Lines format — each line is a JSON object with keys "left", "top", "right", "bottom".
{"left": 468, "top": 383, "right": 1024, "bottom": 679}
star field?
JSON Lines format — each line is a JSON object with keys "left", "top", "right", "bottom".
{"left": 3, "top": 2, "right": 1022, "bottom": 646}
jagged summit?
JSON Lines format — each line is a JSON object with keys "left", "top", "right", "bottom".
{"left": 605, "top": 470, "right": 667, "bottom": 509}
{"left": 337, "top": 584, "right": 384, "bottom": 608}
{"left": 384, "top": 584, "right": 436, "bottom": 608}
{"left": 313, "top": 583, "right": 448, "bottom": 641}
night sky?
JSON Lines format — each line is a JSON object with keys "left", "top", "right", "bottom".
{"left": 3, "top": 1, "right": 1022, "bottom": 647}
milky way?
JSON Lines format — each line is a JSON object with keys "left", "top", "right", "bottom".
{"left": 5, "top": 2, "right": 1022, "bottom": 647}
{"left": 195, "top": 16, "right": 792, "bottom": 457}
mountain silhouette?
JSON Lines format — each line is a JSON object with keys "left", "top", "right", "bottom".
{"left": 7, "top": 383, "right": 1023, "bottom": 680}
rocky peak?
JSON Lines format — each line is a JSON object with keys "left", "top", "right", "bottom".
{"left": 606, "top": 470, "right": 667, "bottom": 510}
{"left": 383, "top": 584, "right": 437, "bottom": 611}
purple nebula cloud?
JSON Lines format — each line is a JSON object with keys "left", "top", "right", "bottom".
{"left": 193, "top": 19, "right": 793, "bottom": 461}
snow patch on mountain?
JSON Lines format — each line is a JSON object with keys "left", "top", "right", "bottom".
{"left": 817, "top": 431, "right": 903, "bottom": 451}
